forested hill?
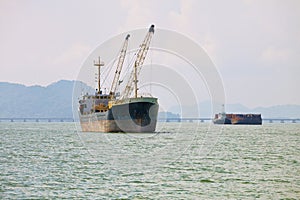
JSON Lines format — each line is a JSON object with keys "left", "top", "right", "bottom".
{"left": 0, "top": 80, "right": 76, "bottom": 118}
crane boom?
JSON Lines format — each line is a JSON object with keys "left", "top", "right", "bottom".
{"left": 110, "top": 34, "right": 130, "bottom": 97}
{"left": 122, "top": 24, "right": 155, "bottom": 99}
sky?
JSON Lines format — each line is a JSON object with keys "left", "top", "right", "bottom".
{"left": 0, "top": 0, "right": 300, "bottom": 108}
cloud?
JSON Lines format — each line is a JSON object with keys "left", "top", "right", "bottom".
{"left": 261, "top": 46, "right": 292, "bottom": 64}
{"left": 119, "top": 0, "right": 181, "bottom": 31}
{"left": 1, "top": 0, "right": 299, "bottom": 106}
{"left": 53, "top": 43, "right": 92, "bottom": 65}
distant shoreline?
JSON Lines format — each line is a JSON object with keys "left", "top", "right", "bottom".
{"left": 1, "top": 117, "right": 299, "bottom": 124}
{"left": 1, "top": 80, "right": 300, "bottom": 119}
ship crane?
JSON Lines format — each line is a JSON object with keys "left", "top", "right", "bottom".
{"left": 109, "top": 34, "right": 130, "bottom": 98}
{"left": 121, "top": 24, "right": 155, "bottom": 99}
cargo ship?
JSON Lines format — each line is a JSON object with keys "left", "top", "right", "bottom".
{"left": 213, "top": 113, "right": 262, "bottom": 125}
{"left": 78, "top": 25, "right": 159, "bottom": 133}
{"left": 213, "top": 105, "right": 262, "bottom": 125}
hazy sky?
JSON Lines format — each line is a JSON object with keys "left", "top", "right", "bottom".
{"left": 1, "top": 0, "right": 299, "bottom": 108}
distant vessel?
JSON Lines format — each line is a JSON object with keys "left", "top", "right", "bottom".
{"left": 78, "top": 25, "right": 159, "bottom": 132}
{"left": 213, "top": 105, "right": 262, "bottom": 125}
{"left": 213, "top": 113, "right": 262, "bottom": 125}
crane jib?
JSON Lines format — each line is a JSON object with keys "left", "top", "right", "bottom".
{"left": 121, "top": 24, "right": 155, "bottom": 99}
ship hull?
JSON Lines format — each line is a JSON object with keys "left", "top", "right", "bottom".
{"left": 213, "top": 114, "right": 262, "bottom": 125}
{"left": 79, "top": 97, "right": 159, "bottom": 133}
{"left": 213, "top": 118, "right": 231, "bottom": 124}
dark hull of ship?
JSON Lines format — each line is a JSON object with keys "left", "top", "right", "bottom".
{"left": 213, "top": 119, "right": 262, "bottom": 125}
{"left": 213, "top": 118, "right": 232, "bottom": 125}
{"left": 213, "top": 115, "right": 262, "bottom": 125}
{"left": 79, "top": 100, "right": 159, "bottom": 133}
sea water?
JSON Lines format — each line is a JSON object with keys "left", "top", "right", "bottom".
{"left": 1, "top": 122, "right": 299, "bottom": 199}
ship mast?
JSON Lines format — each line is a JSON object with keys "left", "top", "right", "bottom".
{"left": 94, "top": 57, "right": 104, "bottom": 94}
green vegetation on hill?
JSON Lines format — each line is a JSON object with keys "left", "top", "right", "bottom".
{"left": 0, "top": 80, "right": 74, "bottom": 118}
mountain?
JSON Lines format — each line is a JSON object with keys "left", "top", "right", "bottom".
{"left": 0, "top": 80, "right": 82, "bottom": 118}
{"left": 169, "top": 101, "right": 300, "bottom": 119}
{"left": 0, "top": 80, "right": 299, "bottom": 119}
{"left": 158, "top": 111, "right": 180, "bottom": 119}
{"left": 252, "top": 105, "right": 300, "bottom": 119}
{"left": 225, "top": 103, "right": 300, "bottom": 119}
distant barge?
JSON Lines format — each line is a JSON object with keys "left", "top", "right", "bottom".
{"left": 213, "top": 113, "right": 262, "bottom": 125}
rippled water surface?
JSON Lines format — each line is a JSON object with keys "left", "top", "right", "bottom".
{"left": 1, "top": 122, "right": 299, "bottom": 199}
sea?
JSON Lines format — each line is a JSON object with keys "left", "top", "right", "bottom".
{"left": 1, "top": 122, "right": 299, "bottom": 199}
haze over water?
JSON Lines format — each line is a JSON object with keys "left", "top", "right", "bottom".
{"left": 1, "top": 122, "right": 299, "bottom": 199}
